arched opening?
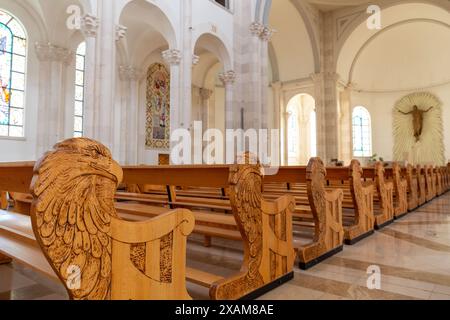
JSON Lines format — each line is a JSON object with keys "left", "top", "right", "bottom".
{"left": 0, "top": 9, "right": 27, "bottom": 138}
{"left": 285, "top": 93, "right": 316, "bottom": 165}
{"left": 336, "top": 3, "right": 450, "bottom": 162}
{"left": 118, "top": 0, "right": 175, "bottom": 164}
{"left": 352, "top": 106, "right": 372, "bottom": 158}
{"left": 192, "top": 33, "right": 230, "bottom": 136}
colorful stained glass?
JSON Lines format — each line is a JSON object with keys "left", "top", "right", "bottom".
{"left": 73, "top": 42, "right": 85, "bottom": 137}
{"left": 146, "top": 63, "right": 170, "bottom": 149}
{"left": 0, "top": 10, "right": 26, "bottom": 137}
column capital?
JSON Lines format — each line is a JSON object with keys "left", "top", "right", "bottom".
{"left": 35, "top": 42, "right": 73, "bottom": 64}
{"left": 310, "top": 72, "right": 324, "bottom": 83}
{"left": 116, "top": 25, "right": 127, "bottom": 42}
{"left": 162, "top": 49, "right": 182, "bottom": 66}
{"left": 249, "top": 22, "right": 276, "bottom": 41}
{"left": 80, "top": 14, "right": 99, "bottom": 38}
{"left": 192, "top": 54, "right": 200, "bottom": 66}
{"left": 119, "top": 65, "right": 143, "bottom": 81}
{"left": 219, "top": 70, "right": 236, "bottom": 85}
{"left": 249, "top": 22, "right": 264, "bottom": 37}
{"left": 199, "top": 88, "right": 213, "bottom": 100}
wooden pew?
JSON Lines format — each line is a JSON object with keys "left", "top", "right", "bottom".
{"left": 416, "top": 165, "right": 427, "bottom": 205}
{"left": 262, "top": 158, "right": 344, "bottom": 269}
{"left": 403, "top": 164, "right": 419, "bottom": 211}
{"left": 117, "top": 158, "right": 339, "bottom": 271}
{"left": 119, "top": 159, "right": 296, "bottom": 300}
{"left": 361, "top": 162, "right": 395, "bottom": 229}
{"left": 385, "top": 163, "right": 408, "bottom": 218}
{"left": 0, "top": 138, "right": 195, "bottom": 300}
{"left": 424, "top": 165, "right": 435, "bottom": 202}
{"left": 265, "top": 160, "right": 375, "bottom": 246}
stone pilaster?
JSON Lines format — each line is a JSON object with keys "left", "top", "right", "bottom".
{"left": 118, "top": 66, "right": 143, "bottom": 165}
{"left": 219, "top": 70, "right": 236, "bottom": 130}
{"left": 35, "top": 43, "right": 73, "bottom": 156}
{"left": 162, "top": 49, "right": 182, "bottom": 152}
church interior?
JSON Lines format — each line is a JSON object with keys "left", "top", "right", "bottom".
{"left": 0, "top": 0, "right": 450, "bottom": 301}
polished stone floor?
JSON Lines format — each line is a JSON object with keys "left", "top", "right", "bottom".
{"left": 1, "top": 193, "right": 450, "bottom": 300}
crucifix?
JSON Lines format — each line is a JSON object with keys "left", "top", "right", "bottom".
{"left": 397, "top": 105, "right": 433, "bottom": 142}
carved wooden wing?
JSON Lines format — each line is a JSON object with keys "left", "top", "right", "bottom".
{"left": 30, "top": 138, "right": 123, "bottom": 300}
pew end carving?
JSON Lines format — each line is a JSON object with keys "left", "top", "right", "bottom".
{"left": 374, "top": 162, "right": 395, "bottom": 229}
{"left": 345, "top": 160, "right": 375, "bottom": 244}
{"left": 298, "top": 158, "right": 344, "bottom": 268}
{"left": 210, "top": 161, "right": 295, "bottom": 300}
{"left": 406, "top": 164, "right": 419, "bottom": 211}
{"left": 392, "top": 163, "right": 408, "bottom": 218}
{"left": 30, "top": 138, "right": 194, "bottom": 300}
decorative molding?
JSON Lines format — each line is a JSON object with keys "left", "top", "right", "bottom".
{"left": 162, "top": 49, "right": 182, "bottom": 66}
{"left": 115, "top": 25, "right": 127, "bottom": 41}
{"left": 119, "top": 65, "right": 143, "bottom": 81}
{"left": 249, "top": 22, "right": 264, "bottom": 37}
{"left": 192, "top": 54, "right": 200, "bottom": 66}
{"left": 219, "top": 70, "right": 236, "bottom": 85}
{"left": 35, "top": 42, "right": 73, "bottom": 64}
{"left": 260, "top": 26, "right": 276, "bottom": 42}
{"left": 249, "top": 22, "right": 276, "bottom": 41}
{"left": 80, "top": 14, "right": 99, "bottom": 38}
{"left": 199, "top": 88, "right": 213, "bottom": 100}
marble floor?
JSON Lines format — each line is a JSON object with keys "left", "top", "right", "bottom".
{"left": 2, "top": 193, "right": 450, "bottom": 300}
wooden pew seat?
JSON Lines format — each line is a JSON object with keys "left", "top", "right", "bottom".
{"left": 0, "top": 210, "right": 57, "bottom": 280}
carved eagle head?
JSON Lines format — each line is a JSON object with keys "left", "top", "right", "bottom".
{"left": 30, "top": 138, "right": 123, "bottom": 300}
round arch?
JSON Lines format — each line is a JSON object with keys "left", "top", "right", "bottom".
{"left": 336, "top": 2, "right": 450, "bottom": 84}
{"left": 192, "top": 29, "right": 233, "bottom": 70}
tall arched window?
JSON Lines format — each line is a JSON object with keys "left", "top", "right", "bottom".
{"left": 352, "top": 106, "right": 372, "bottom": 157}
{"left": 310, "top": 110, "right": 317, "bottom": 157}
{"left": 285, "top": 94, "right": 316, "bottom": 165}
{"left": 0, "top": 10, "right": 26, "bottom": 137}
{"left": 287, "top": 104, "right": 299, "bottom": 163}
{"left": 74, "top": 42, "right": 86, "bottom": 137}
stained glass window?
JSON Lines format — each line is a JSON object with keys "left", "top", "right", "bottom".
{"left": 0, "top": 10, "right": 26, "bottom": 137}
{"left": 352, "top": 106, "right": 372, "bottom": 157}
{"left": 146, "top": 63, "right": 170, "bottom": 149}
{"left": 74, "top": 42, "right": 85, "bottom": 137}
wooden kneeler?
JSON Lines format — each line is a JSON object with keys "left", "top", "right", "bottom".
{"left": 30, "top": 138, "right": 195, "bottom": 300}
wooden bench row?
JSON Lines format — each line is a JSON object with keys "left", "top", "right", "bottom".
{"left": 1, "top": 137, "right": 449, "bottom": 300}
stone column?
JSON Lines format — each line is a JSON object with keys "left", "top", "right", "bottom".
{"left": 219, "top": 70, "right": 236, "bottom": 131}
{"left": 35, "top": 43, "right": 73, "bottom": 156}
{"left": 162, "top": 49, "right": 182, "bottom": 149}
{"left": 119, "top": 66, "right": 142, "bottom": 165}
{"left": 311, "top": 72, "right": 326, "bottom": 161}
{"left": 199, "top": 88, "right": 213, "bottom": 131}
{"left": 180, "top": 0, "right": 193, "bottom": 131}
{"left": 80, "top": 14, "right": 99, "bottom": 139}
{"left": 339, "top": 83, "right": 353, "bottom": 165}
{"left": 90, "top": 0, "right": 117, "bottom": 151}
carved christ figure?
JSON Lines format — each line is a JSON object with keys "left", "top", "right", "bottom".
{"left": 397, "top": 105, "right": 433, "bottom": 142}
